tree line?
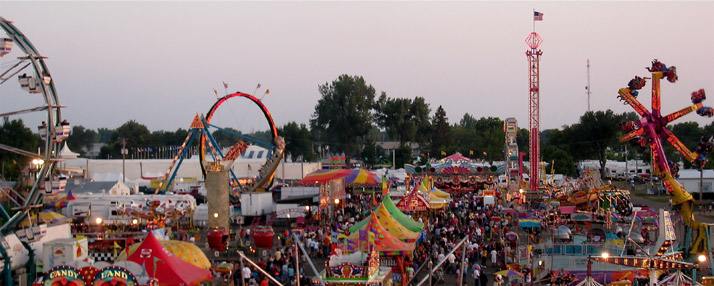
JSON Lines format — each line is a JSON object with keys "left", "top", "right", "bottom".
{"left": 3, "top": 74, "right": 714, "bottom": 180}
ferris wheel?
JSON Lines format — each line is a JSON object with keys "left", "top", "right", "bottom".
{"left": 0, "top": 16, "right": 69, "bottom": 235}
{"left": 198, "top": 92, "right": 285, "bottom": 200}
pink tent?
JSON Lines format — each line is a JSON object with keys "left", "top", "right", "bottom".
{"left": 441, "top": 152, "right": 472, "bottom": 163}
{"left": 127, "top": 232, "right": 212, "bottom": 286}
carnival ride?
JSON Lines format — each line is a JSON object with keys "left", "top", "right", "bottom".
{"left": 554, "top": 183, "right": 634, "bottom": 218}
{"left": 199, "top": 92, "right": 285, "bottom": 193}
{"left": 0, "top": 16, "right": 70, "bottom": 285}
{"left": 577, "top": 60, "right": 714, "bottom": 286}
{"left": 155, "top": 92, "right": 285, "bottom": 202}
{"left": 617, "top": 59, "right": 712, "bottom": 255}
{"left": 405, "top": 152, "right": 499, "bottom": 192}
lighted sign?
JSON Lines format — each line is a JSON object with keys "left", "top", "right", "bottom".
{"left": 44, "top": 266, "right": 85, "bottom": 286}
{"left": 93, "top": 266, "right": 138, "bottom": 286}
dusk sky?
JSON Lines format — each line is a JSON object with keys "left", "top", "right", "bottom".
{"left": 2, "top": 1, "right": 714, "bottom": 134}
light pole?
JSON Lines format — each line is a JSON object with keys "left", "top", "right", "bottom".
{"left": 601, "top": 252, "right": 609, "bottom": 285}
{"left": 694, "top": 254, "right": 707, "bottom": 283}
{"left": 31, "top": 159, "right": 44, "bottom": 180}
{"left": 519, "top": 189, "right": 525, "bottom": 205}
{"left": 121, "top": 138, "right": 127, "bottom": 183}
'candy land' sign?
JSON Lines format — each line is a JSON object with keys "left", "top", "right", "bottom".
{"left": 44, "top": 266, "right": 84, "bottom": 286}
{"left": 93, "top": 266, "right": 138, "bottom": 286}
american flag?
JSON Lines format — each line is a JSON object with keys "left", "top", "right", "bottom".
{"left": 534, "top": 11, "right": 543, "bottom": 21}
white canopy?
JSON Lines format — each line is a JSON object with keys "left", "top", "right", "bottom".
{"left": 59, "top": 142, "right": 80, "bottom": 159}
{"left": 575, "top": 277, "right": 603, "bottom": 286}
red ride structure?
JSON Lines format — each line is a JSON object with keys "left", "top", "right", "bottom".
{"left": 525, "top": 31, "right": 542, "bottom": 193}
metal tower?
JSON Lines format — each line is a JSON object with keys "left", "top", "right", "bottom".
{"left": 526, "top": 32, "right": 542, "bottom": 192}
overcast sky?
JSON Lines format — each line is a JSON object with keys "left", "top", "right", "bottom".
{"left": 2, "top": 1, "right": 714, "bottom": 135}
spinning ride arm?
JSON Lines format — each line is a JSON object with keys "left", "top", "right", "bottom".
{"left": 618, "top": 61, "right": 712, "bottom": 254}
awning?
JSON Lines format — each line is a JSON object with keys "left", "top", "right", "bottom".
{"left": 518, "top": 219, "right": 541, "bottom": 228}
{"left": 298, "top": 169, "right": 351, "bottom": 184}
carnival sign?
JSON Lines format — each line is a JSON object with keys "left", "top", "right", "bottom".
{"left": 43, "top": 265, "right": 84, "bottom": 286}
{"left": 93, "top": 266, "right": 138, "bottom": 286}
{"left": 395, "top": 195, "right": 429, "bottom": 212}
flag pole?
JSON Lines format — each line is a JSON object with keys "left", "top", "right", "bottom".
{"left": 253, "top": 83, "right": 261, "bottom": 96}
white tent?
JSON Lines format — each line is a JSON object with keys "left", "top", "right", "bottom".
{"left": 59, "top": 142, "right": 80, "bottom": 159}
{"left": 656, "top": 270, "right": 701, "bottom": 286}
{"left": 575, "top": 277, "right": 603, "bottom": 286}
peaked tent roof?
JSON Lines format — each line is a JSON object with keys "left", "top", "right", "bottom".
{"left": 656, "top": 270, "right": 702, "bottom": 286}
{"left": 60, "top": 142, "right": 80, "bottom": 159}
{"left": 298, "top": 169, "right": 351, "bottom": 184}
{"left": 395, "top": 194, "right": 430, "bottom": 212}
{"left": 349, "top": 196, "right": 423, "bottom": 234}
{"left": 343, "top": 169, "right": 381, "bottom": 185}
{"left": 347, "top": 202, "right": 421, "bottom": 243}
{"left": 381, "top": 195, "right": 424, "bottom": 232}
{"left": 126, "top": 232, "right": 211, "bottom": 286}
{"left": 439, "top": 152, "right": 472, "bottom": 163}
{"left": 345, "top": 212, "right": 414, "bottom": 255}
{"left": 374, "top": 203, "right": 420, "bottom": 241}
{"left": 575, "top": 277, "right": 603, "bottom": 286}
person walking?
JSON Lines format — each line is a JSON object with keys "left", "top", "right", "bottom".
{"left": 490, "top": 249, "right": 497, "bottom": 267}
{"left": 472, "top": 262, "right": 480, "bottom": 286}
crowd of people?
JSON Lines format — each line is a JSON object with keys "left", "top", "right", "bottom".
{"left": 226, "top": 186, "right": 534, "bottom": 286}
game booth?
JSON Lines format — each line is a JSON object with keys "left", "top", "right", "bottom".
{"left": 313, "top": 248, "right": 394, "bottom": 286}
{"left": 37, "top": 232, "right": 213, "bottom": 286}
{"left": 346, "top": 197, "right": 423, "bottom": 285}
{"left": 405, "top": 152, "right": 500, "bottom": 192}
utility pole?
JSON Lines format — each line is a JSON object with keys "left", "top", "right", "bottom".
{"left": 121, "top": 138, "right": 127, "bottom": 183}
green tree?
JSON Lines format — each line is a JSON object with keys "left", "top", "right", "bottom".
{"left": 542, "top": 145, "right": 576, "bottom": 176}
{"left": 575, "top": 110, "right": 622, "bottom": 179}
{"left": 213, "top": 127, "right": 242, "bottom": 147}
{"left": 517, "top": 128, "right": 530, "bottom": 158}
{"left": 410, "top": 96, "right": 432, "bottom": 145}
{"left": 0, "top": 119, "right": 39, "bottom": 179}
{"left": 245, "top": 130, "right": 273, "bottom": 145}
{"left": 474, "top": 117, "right": 505, "bottom": 163}
{"left": 459, "top": 113, "right": 478, "bottom": 129}
{"left": 100, "top": 120, "right": 151, "bottom": 158}
{"left": 668, "top": 121, "right": 703, "bottom": 168}
{"left": 172, "top": 128, "right": 189, "bottom": 146}
{"left": 279, "top": 122, "right": 316, "bottom": 162}
{"left": 430, "top": 105, "right": 450, "bottom": 157}
{"left": 375, "top": 94, "right": 431, "bottom": 146}
{"left": 450, "top": 124, "right": 477, "bottom": 158}
{"left": 395, "top": 143, "right": 412, "bottom": 168}
{"left": 97, "top": 128, "right": 113, "bottom": 143}
{"left": 311, "top": 74, "right": 376, "bottom": 168}
{"left": 65, "top": 125, "right": 98, "bottom": 155}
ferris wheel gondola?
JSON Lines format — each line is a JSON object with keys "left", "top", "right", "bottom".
{"left": 0, "top": 16, "right": 69, "bottom": 285}
{"left": 0, "top": 16, "right": 70, "bottom": 234}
